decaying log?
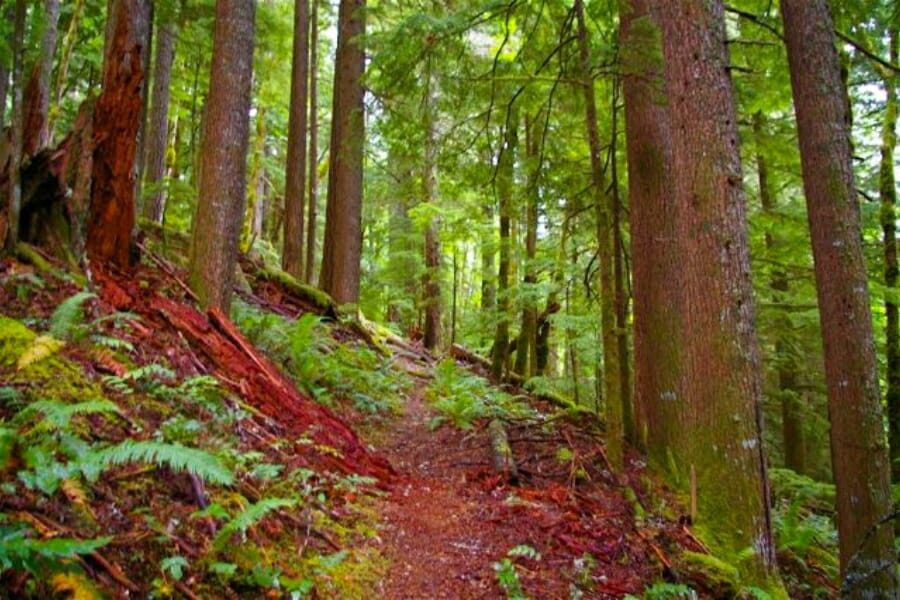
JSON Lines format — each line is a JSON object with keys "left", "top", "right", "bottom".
{"left": 488, "top": 418, "right": 519, "bottom": 484}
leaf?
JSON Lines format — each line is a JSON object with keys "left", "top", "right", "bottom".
{"left": 96, "top": 440, "right": 234, "bottom": 486}
{"left": 49, "top": 291, "right": 97, "bottom": 340}
{"left": 212, "top": 497, "right": 296, "bottom": 550}
{"left": 16, "top": 335, "right": 65, "bottom": 370}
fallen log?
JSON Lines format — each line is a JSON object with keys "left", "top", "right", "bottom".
{"left": 488, "top": 418, "right": 519, "bottom": 484}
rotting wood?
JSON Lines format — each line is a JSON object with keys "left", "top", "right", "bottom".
{"left": 488, "top": 418, "right": 519, "bottom": 484}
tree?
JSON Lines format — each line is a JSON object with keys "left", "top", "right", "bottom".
{"left": 141, "top": 3, "right": 178, "bottom": 224}
{"left": 320, "top": 0, "right": 365, "bottom": 304}
{"left": 189, "top": 0, "right": 256, "bottom": 310}
{"left": 490, "top": 108, "right": 517, "bottom": 379}
{"left": 305, "top": 0, "right": 320, "bottom": 284}
{"left": 282, "top": 0, "right": 310, "bottom": 279}
{"left": 653, "top": 0, "right": 777, "bottom": 583}
{"left": 4, "top": 0, "right": 26, "bottom": 252}
{"left": 85, "top": 0, "right": 150, "bottom": 269}
{"left": 22, "top": 0, "right": 59, "bottom": 158}
{"left": 781, "top": 1, "right": 898, "bottom": 594}
{"left": 422, "top": 53, "right": 441, "bottom": 351}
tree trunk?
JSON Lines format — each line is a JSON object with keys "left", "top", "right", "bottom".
{"left": 86, "top": 0, "right": 150, "bottom": 269}
{"left": 0, "top": 2, "right": 11, "bottom": 133}
{"left": 282, "top": 0, "right": 310, "bottom": 279}
{"left": 242, "top": 106, "right": 267, "bottom": 251}
{"left": 752, "top": 112, "right": 806, "bottom": 474}
{"left": 304, "top": 0, "right": 320, "bottom": 284}
{"left": 881, "top": 30, "right": 900, "bottom": 484}
{"left": 781, "top": 2, "right": 898, "bottom": 593}
{"left": 656, "top": 0, "right": 777, "bottom": 583}
{"left": 22, "top": 0, "right": 59, "bottom": 158}
{"left": 188, "top": 0, "right": 255, "bottom": 311}
{"left": 422, "top": 55, "right": 441, "bottom": 351}
{"left": 515, "top": 112, "right": 540, "bottom": 378}
{"left": 3, "top": 0, "right": 27, "bottom": 251}
{"left": 320, "top": 0, "right": 365, "bottom": 304}
{"left": 49, "top": 0, "right": 86, "bottom": 140}
{"left": 480, "top": 199, "right": 497, "bottom": 346}
{"left": 141, "top": 10, "right": 176, "bottom": 223}
{"left": 491, "top": 111, "right": 517, "bottom": 379}
{"left": 576, "top": 0, "right": 622, "bottom": 469}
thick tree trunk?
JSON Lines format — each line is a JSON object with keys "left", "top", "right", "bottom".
{"left": 304, "top": 0, "right": 320, "bottom": 284}
{"left": 189, "top": 0, "right": 255, "bottom": 311}
{"left": 576, "top": 0, "right": 622, "bottom": 468}
{"left": 781, "top": 2, "right": 898, "bottom": 594}
{"left": 881, "top": 30, "right": 900, "bottom": 484}
{"left": 86, "top": 0, "right": 150, "bottom": 269}
{"left": 22, "top": 0, "right": 59, "bottom": 158}
{"left": 282, "top": 0, "right": 310, "bottom": 279}
{"left": 320, "top": 0, "right": 365, "bottom": 304}
{"left": 656, "top": 0, "right": 777, "bottom": 584}
{"left": 141, "top": 12, "right": 176, "bottom": 223}
{"left": 3, "top": 0, "right": 26, "bottom": 251}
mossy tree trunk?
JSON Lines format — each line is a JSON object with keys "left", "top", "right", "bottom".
{"left": 782, "top": 2, "right": 899, "bottom": 593}
{"left": 880, "top": 30, "right": 900, "bottom": 484}
{"left": 3, "top": 0, "right": 26, "bottom": 252}
{"left": 305, "top": 0, "right": 320, "bottom": 284}
{"left": 491, "top": 108, "right": 517, "bottom": 379}
{"left": 515, "top": 112, "right": 541, "bottom": 378}
{"left": 576, "top": 0, "right": 622, "bottom": 468}
{"left": 655, "top": 0, "right": 777, "bottom": 584}
{"left": 189, "top": 0, "right": 255, "bottom": 310}
{"left": 421, "top": 53, "right": 441, "bottom": 352}
{"left": 282, "top": 0, "right": 310, "bottom": 280}
{"left": 22, "top": 0, "right": 59, "bottom": 159}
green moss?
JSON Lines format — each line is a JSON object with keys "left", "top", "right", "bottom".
{"left": 679, "top": 551, "right": 739, "bottom": 597}
{"left": 0, "top": 316, "right": 105, "bottom": 406}
{"left": 255, "top": 267, "right": 337, "bottom": 316}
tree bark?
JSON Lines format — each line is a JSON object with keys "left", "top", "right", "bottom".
{"left": 86, "top": 0, "right": 150, "bottom": 269}
{"left": 422, "top": 55, "right": 441, "bottom": 351}
{"left": 282, "top": 0, "right": 310, "bottom": 279}
{"left": 515, "top": 112, "right": 540, "bottom": 378}
{"left": 655, "top": 0, "right": 776, "bottom": 583}
{"left": 49, "top": 0, "right": 86, "bottom": 140}
{"left": 22, "top": 0, "right": 59, "bottom": 158}
{"left": 304, "top": 0, "right": 320, "bottom": 284}
{"left": 781, "top": 1, "right": 898, "bottom": 593}
{"left": 576, "top": 0, "right": 622, "bottom": 468}
{"left": 141, "top": 10, "right": 176, "bottom": 223}
{"left": 188, "top": 0, "right": 255, "bottom": 311}
{"left": 3, "top": 0, "right": 26, "bottom": 251}
{"left": 320, "top": 0, "right": 365, "bottom": 304}
{"left": 880, "top": 30, "right": 900, "bottom": 484}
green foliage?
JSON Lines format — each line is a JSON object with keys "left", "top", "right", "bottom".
{"left": 493, "top": 544, "right": 540, "bottom": 600}
{"left": 0, "top": 517, "right": 111, "bottom": 576}
{"left": 208, "top": 497, "right": 296, "bottom": 550}
{"left": 96, "top": 440, "right": 234, "bottom": 486}
{"left": 48, "top": 292, "right": 97, "bottom": 340}
{"left": 426, "top": 358, "right": 534, "bottom": 429}
{"left": 623, "top": 582, "right": 697, "bottom": 600}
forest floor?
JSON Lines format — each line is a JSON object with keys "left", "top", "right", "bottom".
{"left": 0, "top": 243, "right": 836, "bottom": 598}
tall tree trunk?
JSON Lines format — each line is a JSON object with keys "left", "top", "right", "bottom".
{"left": 620, "top": 0, "right": 680, "bottom": 456}
{"left": 3, "top": 0, "right": 26, "bottom": 251}
{"left": 491, "top": 112, "right": 517, "bottom": 379}
{"left": 86, "top": 0, "right": 150, "bottom": 269}
{"left": 781, "top": 2, "right": 898, "bottom": 593}
{"left": 242, "top": 106, "right": 267, "bottom": 250}
{"left": 189, "top": 0, "right": 255, "bottom": 311}
{"left": 22, "top": 0, "right": 59, "bottom": 158}
{"left": 0, "top": 1, "right": 11, "bottom": 133}
{"left": 881, "top": 30, "right": 900, "bottom": 484}
{"left": 753, "top": 111, "right": 806, "bottom": 474}
{"left": 656, "top": 0, "right": 777, "bottom": 583}
{"left": 576, "top": 0, "right": 622, "bottom": 468}
{"left": 282, "top": 0, "right": 310, "bottom": 279}
{"left": 481, "top": 200, "right": 497, "bottom": 346}
{"left": 422, "top": 55, "right": 441, "bottom": 351}
{"left": 515, "top": 112, "right": 540, "bottom": 378}
{"left": 141, "top": 10, "right": 177, "bottom": 223}
{"left": 320, "top": 0, "right": 365, "bottom": 304}
{"left": 305, "top": 0, "right": 320, "bottom": 284}
{"left": 610, "top": 74, "right": 633, "bottom": 445}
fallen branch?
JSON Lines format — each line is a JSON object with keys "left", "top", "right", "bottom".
{"left": 488, "top": 419, "right": 519, "bottom": 484}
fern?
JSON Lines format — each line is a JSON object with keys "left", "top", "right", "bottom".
{"left": 48, "top": 292, "right": 96, "bottom": 340}
{"left": 212, "top": 497, "right": 296, "bottom": 550}
{"left": 0, "top": 518, "right": 110, "bottom": 573}
{"left": 15, "top": 399, "right": 121, "bottom": 430}
{"left": 96, "top": 440, "right": 234, "bottom": 486}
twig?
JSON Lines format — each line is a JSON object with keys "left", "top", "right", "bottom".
{"left": 85, "top": 550, "right": 140, "bottom": 592}
{"left": 174, "top": 581, "right": 201, "bottom": 600}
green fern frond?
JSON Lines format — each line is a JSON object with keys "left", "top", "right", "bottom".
{"left": 15, "top": 399, "right": 121, "bottom": 430}
{"left": 212, "top": 497, "right": 296, "bottom": 550}
{"left": 96, "top": 440, "right": 234, "bottom": 486}
{"left": 49, "top": 292, "right": 97, "bottom": 340}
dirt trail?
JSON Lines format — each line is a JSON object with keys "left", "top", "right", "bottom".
{"left": 374, "top": 390, "right": 521, "bottom": 598}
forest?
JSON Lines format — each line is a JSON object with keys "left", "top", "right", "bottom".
{"left": 1, "top": 0, "right": 899, "bottom": 598}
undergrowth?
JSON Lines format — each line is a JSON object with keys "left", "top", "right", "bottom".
{"left": 0, "top": 286, "right": 386, "bottom": 597}
{"left": 425, "top": 358, "right": 536, "bottom": 429}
